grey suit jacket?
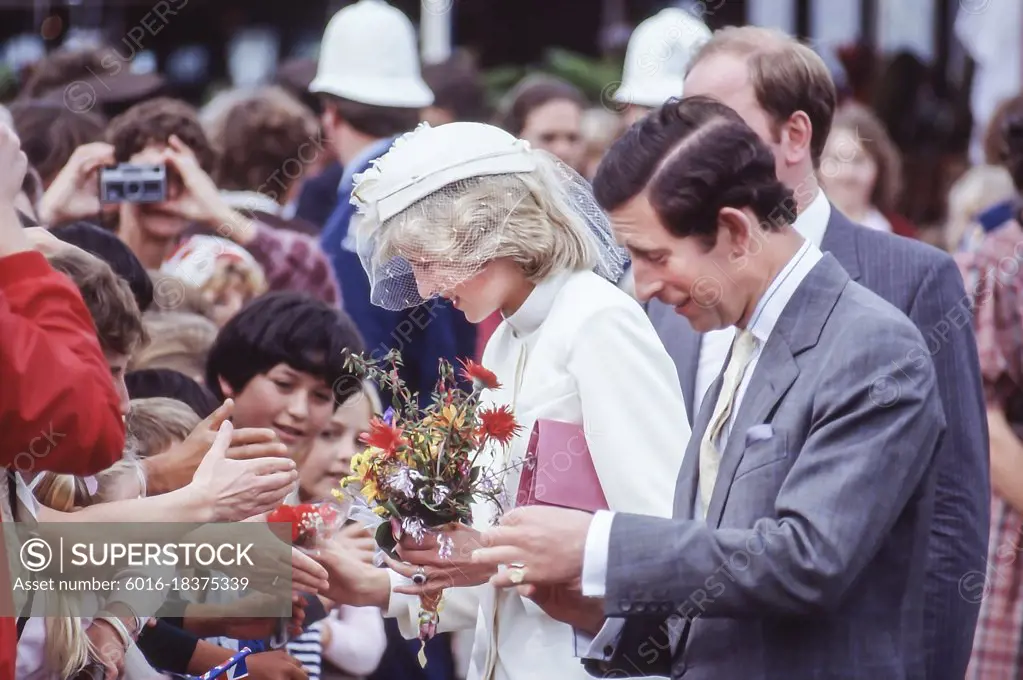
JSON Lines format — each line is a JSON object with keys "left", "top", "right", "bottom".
{"left": 646, "top": 208, "right": 988, "bottom": 680}
{"left": 594, "top": 254, "right": 946, "bottom": 680}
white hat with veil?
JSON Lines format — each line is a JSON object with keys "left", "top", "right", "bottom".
{"left": 349, "top": 121, "right": 628, "bottom": 311}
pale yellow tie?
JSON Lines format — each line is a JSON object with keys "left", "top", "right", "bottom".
{"left": 698, "top": 329, "right": 757, "bottom": 518}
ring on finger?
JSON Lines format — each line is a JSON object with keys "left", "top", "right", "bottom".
{"left": 412, "top": 566, "right": 428, "bottom": 586}
{"left": 508, "top": 562, "right": 527, "bottom": 585}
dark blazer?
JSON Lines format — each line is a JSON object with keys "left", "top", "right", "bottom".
{"left": 595, "top": 255, "right": 945, "bottom": 679}
{"left": 644, "top": 206, "right": 989, "bottom": 680}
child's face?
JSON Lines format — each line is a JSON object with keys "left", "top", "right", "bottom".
{"left": 220, "top": 363, "right": 336, "bottom": 457}
{"left": 298, "top": 392, "right": 373, "bottom": 502}
{"left": 208, "top": 270, "right": 253, "bottom": 328}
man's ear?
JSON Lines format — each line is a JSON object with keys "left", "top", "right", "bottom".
{"left": 717, "top": 206, "right": 755, "bottom": 253}
{"left": 218, "top": 377, "right": 234, "bottom": 398}
{"left": 780, "top": 111, "right": 813, "bottom": 167}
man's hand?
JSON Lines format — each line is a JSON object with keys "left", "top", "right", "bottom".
{"left": 472, "top": 506, "right": 593, "bottom": 587}
{"left": 145, "top": 399, "right": 288, "bottom": 495}
{"left": 157, "top": 135, "right": 256, "bottom": 244}
{"left": 189, "top": 420, "right": 298, "bottom": 522}
{"left": 37, "top": 142, "right": 116, "bottom": 225}
{"left": 518, "top": 581, "right": 606, "bottom": 635}
{"left": 387, "top": 522, "right": 496, "bottom": 595}
{"left": 314, "top": 524, "right": 391, "bottom": 608}
{"left": 84, "top": 619, "right": 127, "bottom": 680}
{"left": 246, "top": 650, "right": 308, "bottom": 680}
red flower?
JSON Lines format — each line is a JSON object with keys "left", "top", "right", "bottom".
{"left": 477, "top": 405, "right": 521, "bottom": 445}
{"left": 360, "top": 417, "right": 407, "bottom": 454}
{"left": 267, "top": 505, "right": 302, "bottom": 542}
{"left": 460, "top": 359, "right": 501, "bottom": 390}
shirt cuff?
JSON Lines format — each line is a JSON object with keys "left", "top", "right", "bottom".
{"left": 581, "top": 510, "right": 615, "bottom": 598}
{"left": 575, "top": 618, "right": 626, "bottom": 660}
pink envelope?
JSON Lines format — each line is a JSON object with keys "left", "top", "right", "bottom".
{"left": 516, "top": 419, "right": 609, "bottom": 512}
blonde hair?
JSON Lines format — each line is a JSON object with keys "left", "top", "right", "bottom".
{"left": 129, "top": 312, "right": 218, "bottom": 379}
{"left": 690, "top": 26, "right": 837, "bottom": 166}
{"left": 31, "top": 463, "right": 137, "bottom": 678}
{"left": 147, "top": 271, "right": 214, "bottom": 318}
{"left": 945, "top": 165, "right": 1017, "bottom": 251}
{"left": 375, "top": 151, "right": 597, "bottom": 284}
{"left": 203, "top": 259, "right": 268, "bottom": 307}
{"left": 126, "top": 397, "right": 202, "bottom": 458}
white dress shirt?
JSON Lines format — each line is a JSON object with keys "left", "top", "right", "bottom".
{"left": 580, "top": 237, "right": 824, "bottom": 660}
{"left": 383, "top": 268, "right": 690, "bottom": 680}
{"left": 691, "top": 189, "right": 831, "bottom": 418}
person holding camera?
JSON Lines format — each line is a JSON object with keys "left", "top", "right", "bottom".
{"left": 36, "top": 97, "right": 340, "bottom": 308}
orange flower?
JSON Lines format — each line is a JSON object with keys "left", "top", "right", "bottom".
{"left": 477, "top": 405, "right": 521, "bottom": 445}
{"left": 360, "top": 417, "right": 407, "bottom": 454}
{"left": 460, "top": 359, "right": 501, "bottom": 390}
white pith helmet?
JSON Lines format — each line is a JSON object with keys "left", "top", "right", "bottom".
{"left": 614, "top": 7, "right": 711, "bottom": 108}
{"left": 309, "top": 0, "right": 434, "bottom": 108}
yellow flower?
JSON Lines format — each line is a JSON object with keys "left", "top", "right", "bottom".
{"left": 361, "top": 478, "right": 380, "bottom": 502}
{"left": 373, "top": 506, "right": 388, "bottom": 516}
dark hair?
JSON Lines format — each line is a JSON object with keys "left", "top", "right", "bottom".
{"left": 106, "top": 97, "right": 216, "bottom": 173}
{"left": 422, "top": 52, "right": 489, "bottom": 123}
{"left": 205, "top": 291, "right": 365, "bottom": 406}
{"left": 493, "top": 75, "right": 586, "bottom": 136}
{"left": 46, "top": 247, "right": 148, "bottom": 356}
{"left": 125, "top": 368, "right": 219, "bottom": 419}
{"left": 9, "top": 99, "right": 107, "bottom": 186}
{"left": 320, "top": 94, "right": 419, "bottom": 139}
{"left": 51, "top": 221, "right": 154, "bottom": 313}
{"left": 593, "top": 97, "right": 796, "bottom": 244}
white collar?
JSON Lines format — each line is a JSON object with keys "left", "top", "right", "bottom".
{"left": 793, "top": 189, "right": 832, "bottom": 247}
{"left": 504, "top": 270, "right": 574, "bottom": 337}
{"left": 745, "top": 238, "right": 823, "bottom": 346}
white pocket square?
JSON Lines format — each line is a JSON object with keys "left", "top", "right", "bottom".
{"left": 745, "top": 424, "right": 774, "bottom": 444}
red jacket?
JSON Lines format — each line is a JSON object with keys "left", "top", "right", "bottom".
{"left": 0, "top": 251, "right": 125, "bottom": 679}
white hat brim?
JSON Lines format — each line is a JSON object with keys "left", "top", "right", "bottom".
{"left": 309, "top": 73, "right": 434, "bottom": 108}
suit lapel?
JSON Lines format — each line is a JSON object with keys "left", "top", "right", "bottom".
{"left": 820, "top": 203, "right": 863, "bottom": 282}
{"left": 674, "top": 370, "right": 721, "bottom": 518}
{"left": 649, "top": 300, "right": 702, "bottom": 426}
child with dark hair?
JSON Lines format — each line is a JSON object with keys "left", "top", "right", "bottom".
{"left": 206, "top": 291, "right": 364, "bottom": 458}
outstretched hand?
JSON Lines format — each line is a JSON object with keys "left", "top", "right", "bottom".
{"left": 190, "top": 420, "right": 298, "bottom": 522}
{"left": 146, "top": 399, "right": 289, "bottom": 494}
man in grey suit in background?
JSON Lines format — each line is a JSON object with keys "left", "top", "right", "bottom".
{"left": 472, "top": 96, "right": 946, "bottom": 679}
{"left": 645, "top": 26, "right": 988, "bottom": 680}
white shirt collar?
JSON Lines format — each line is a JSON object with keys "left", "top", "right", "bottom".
{"left": 793, "top": 189, "right": 831, "bottom": 247}
{"left": 504, "top": 270, "right": 574, "bottom": 337}
{"left": 745, "top": 238, "right": 824, "bottom": 346}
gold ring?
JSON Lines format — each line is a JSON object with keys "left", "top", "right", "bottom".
{"left": 508, "top": 566, "right": 526, "bottom": 584}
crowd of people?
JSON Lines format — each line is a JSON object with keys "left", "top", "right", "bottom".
{"left": 2, "top": 0, "right": 1023, "bottom": 678}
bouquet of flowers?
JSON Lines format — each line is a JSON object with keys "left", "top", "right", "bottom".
{"left": 335, "top": 349, "right": 521, "bottom": 662}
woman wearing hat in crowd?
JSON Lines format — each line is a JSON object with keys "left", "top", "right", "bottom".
{"left": 316, "top": 120, "right": 689, "bottom": 680}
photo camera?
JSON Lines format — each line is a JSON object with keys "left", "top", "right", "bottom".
{"left": 99, "top": 163, "right": 167, "bottom": 204}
